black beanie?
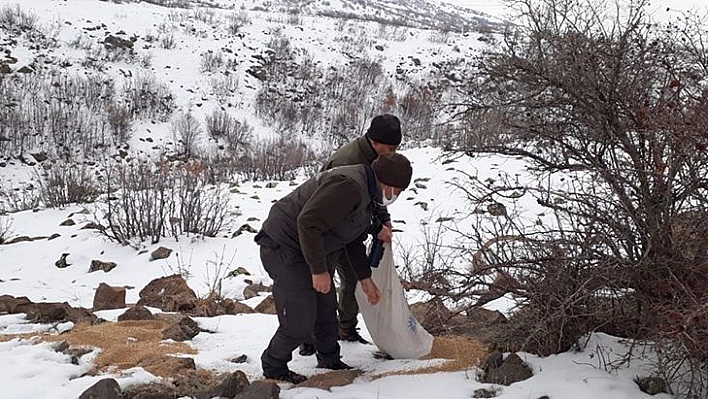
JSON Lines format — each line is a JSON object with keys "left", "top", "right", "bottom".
{"left": 366, "top": 114, "right": 402, "bottom": 145}
{"left": 372, "top": 153, "right": 412, "bottom": 189}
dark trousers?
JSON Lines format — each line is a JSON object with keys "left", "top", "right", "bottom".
{"left": 259, "top": 244, "right": 340, "bottom": 377}
{"left": 334, "top": 254, "right": 360, "bottom": 330}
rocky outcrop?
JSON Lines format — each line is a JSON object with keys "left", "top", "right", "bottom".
{"left": 92, "top": 283, "right": 126, "bottom": 311}
{"left": 137, "top": 274, "right": 198, "bottom": 312}
{"left": 117, "top": 305, "right": 154, "bottom": 321}
{"left": 89, "top": 260, "right": 117, "bottom": 273}
{"left": 479, "top": 352, "right": 533, "bottom": 385}
{"left": 150, "top": 246, "right": 173, "bottom": 261}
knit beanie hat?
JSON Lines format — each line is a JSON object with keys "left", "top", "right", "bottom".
{"left": 372, "top": 153, "right": 412, "bottom": 189}
{"left": 366, "top": 114, "right": 402, "bottom": 146}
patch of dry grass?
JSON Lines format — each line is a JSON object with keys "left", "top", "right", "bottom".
{"left": 373, "top": 335, "right": 488, "bottom": 379}
{"left": 16, "top": 320, "right": 196, "bottom": 375}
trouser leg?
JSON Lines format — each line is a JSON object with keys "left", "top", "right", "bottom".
{"left": 312, "top": 275, "right": 340, "bottom": 365}
{"left": 259, "top": 246, "right": 318, "bottom": 376}
{"left": 336, "top": 260, "right": 359, "bottom": 330}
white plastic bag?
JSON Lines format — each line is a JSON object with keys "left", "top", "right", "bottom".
{"left": 355, "top": 242, "right": 434, "bottom": 359}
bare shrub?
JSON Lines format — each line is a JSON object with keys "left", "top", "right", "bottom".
{"left": 107, "top": 104, "right": 133, "bottom": 144}
{"left": 171, "top": 112, "right": 202, "bottom": 157}
{"left": 0, "top": 72, "right": 120, "bottom": 160}
{"left": 226, "top": 10, "right": 250, "bottom": 34}
{"left": 0, "top": 187, "right": 41, "bottom": 213}
{"left": 68, "top": 34, "right": 94, "bottom": 51}
{"left": 38, "top": 163, "right": 101, "bottom": 207}
{"left": 239, "top": 136, "right": 318, "bottom": 181}
{"left": 203, "top": 246, "right": 237, "bottom": 300}
{"left": 377, "top": 23, "right": 409, "bottom": 42}
{"left": 398, "top": 85, "right": 437, "bottom": 141}
{"left": 429, "top": 30, "right": 452, "bottom": 44}
{"left": 209, "top": 73, "right": 239, "bottom": 99}
{"left": 452, "top": 0, "right": 708, "bottom": 394}
{"left": 0, "top": 215, "right": 12, "bottom": 244}
{"left": 124, "top": 73, "right": 176, "bottom": 121}
{"left": 143, "top": 0, "right": 191, "bottom": 8}
{"left": 0, "top": 4, "right": 38, "bottom": 31}
{"left": 192, "top": 8, "right": 216, "bottom": 25}
{"left": 103, "top": 163, "right": 173, "bottom": 245}
{"left": 159, "top": 32, "right": 176, "bottom": 49}
{"left": 199, "top": 151, "right": 243, "bottom": 184}
{"left": 204, "top": 109, "right": 251, "bottom": 151}
{"left": 102, "top": 160, "right": 231, "bottom": 245}
{"left": 172, "top": 160, "right": 231, "bottom": 237}
{"left": 200, "top": 50, "right": 224, "bottom": 72}
{"left": 285, "top": 9, "right": 302, "bottom": 25}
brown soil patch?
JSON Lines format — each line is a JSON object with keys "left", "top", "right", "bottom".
{"left": 0, "top": 332, "right": 38, "bottom": 342}
{"left": 373, "top": 335, "right": 488, "bottom": 379}
{"left": 36, "top": 320, "right": 196, "bottom": 376}
{"left": 297, "top": 369, "right": 364, "bottom": 389}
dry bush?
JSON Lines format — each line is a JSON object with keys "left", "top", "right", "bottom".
{"left": 172, "top": 160, "right": 231, "bottom": 237}
{"left": 200, "top": 50, "right": 224, "bottom": 72}
{"left": 171, "top": 112, "right": 202, "bottom": 157}
{"left": 0, "top": 4, "right": 38, "bottom": 31}
{"left": 451, "top": 0, "right": 708, "bottom": 394}
{"left": 143, "top": 0, "right": 191, "bottom": 8}
{"left": 227, "top": 10, "right": 250, "bottom": 35}
{"left": 238, "top": 136, "right": 318, "bottom": 181}
{"left": 0, "top": 187, "right": 41, "bottom": 213}
{"left": 199, "top": 151, "right": 243, "bottom": 185}
{"left": 209, "top": 73, "right": 239, "bottom": 100}
{"left": 0, "top": 215, "right": 13, "bottom": 244}
{"left": 38, "top": 163, "right": 101, "bottom": 207}
{"left": 159, "top": 32, "right": 176, "bottom": 49}
{"left": 0, "top": 73, "right": 120, "bottom": 160}
{"left": 192, "top": 8, "right": 216, "bottom": 25}
{"left": 103, "top": 162, "right": 172, "bottom": 245}
{"left": 103, "top": 160, "right": 231, "bottom": 245}
{"left": 124, "top": 73, "right": 176, "bottom": 122}
{"left": 204, "top": 109, "right": 251, "bottom": 151}
{"left": 107, "top": 103, "right": 133, "bottom": 144}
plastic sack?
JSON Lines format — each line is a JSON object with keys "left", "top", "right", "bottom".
{"left": 355, "top": 242, "right": 434, "bottom": 359}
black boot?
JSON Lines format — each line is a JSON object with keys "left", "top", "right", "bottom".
{"left": 298, "top": 342, "right": 316, "bottom": 356}
{"left": 316, "top": 359, "right": 353, "bottom": 370}
{"left": 338, "top": 327, "right": 370, "bottom": 344}
{"left": 264, "top": 370, "right": 307, "bottom": 384}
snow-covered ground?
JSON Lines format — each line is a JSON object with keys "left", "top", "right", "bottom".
{"left": 0, "top": 146, "right": 671, "bottom": 399}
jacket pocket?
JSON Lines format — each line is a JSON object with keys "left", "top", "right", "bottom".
{"left": 254, "top": 230, "right": 280, "bottom": 249}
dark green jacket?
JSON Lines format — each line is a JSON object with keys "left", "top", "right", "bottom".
{"left": 321, "top": 136, "right": 390, "bottom": 224}
{"left": 261, "top": 165, "right": 377, "bottom": 280}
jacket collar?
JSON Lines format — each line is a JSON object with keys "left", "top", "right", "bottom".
{"left": 356, "top": 136, "right": 378, "bottom": 164}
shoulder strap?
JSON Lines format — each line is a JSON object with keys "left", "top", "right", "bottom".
{"left": 364, "top": 164, "right": 378, "bottom": 202}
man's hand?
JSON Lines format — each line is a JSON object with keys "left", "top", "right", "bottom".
{"left": 359, "top": 278, "right": 381, "bottom": 305}
{"left": 312, "top": 272, "right": 332, "bottom": 294}
{"left": 377, "top": 224, "right": 393, "bottom": 243}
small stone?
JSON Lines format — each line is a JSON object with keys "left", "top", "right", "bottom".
{"left": 55, "top": 253, "right": 71, "bottom": 268}
{"left": 79, "top": 378, "right": 121, "bottom": 399}
{"left": 150, "top": 246, "right": 173, "bottom": 261}
{"left": 230, "top": 354, "right": 248, "bottom": 363}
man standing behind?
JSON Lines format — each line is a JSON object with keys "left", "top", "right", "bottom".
{"left": 300, "top": 114, "right": 402, "bottom": 356}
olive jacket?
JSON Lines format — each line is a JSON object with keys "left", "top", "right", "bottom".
{"left": 321, "top": 135, "right": 390, "bottom": 224}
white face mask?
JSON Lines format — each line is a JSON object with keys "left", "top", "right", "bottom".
{"left": 378, "top": 186, "right": 399, "bottom": 206}
{"left": 381, "top": 193, "right": 398, "bottom": 206}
